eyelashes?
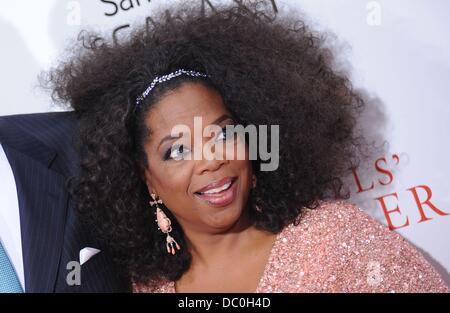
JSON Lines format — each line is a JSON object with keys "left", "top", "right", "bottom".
{"left": 163, "top": 126, "right": 232, "bottom": 161}
{"left": 164, "top": 143, "right": 189, "bottom": 161}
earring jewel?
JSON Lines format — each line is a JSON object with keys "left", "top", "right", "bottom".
{"left": 150, "top": 193, "right": 181, "bottom": 255}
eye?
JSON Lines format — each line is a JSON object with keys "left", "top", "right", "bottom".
{"left": 164, "top": 144, "right": 191, "bottom": 161}
{"left": 216, "top": 126, "right": 232, "bottom": 142}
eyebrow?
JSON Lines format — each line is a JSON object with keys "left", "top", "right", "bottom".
{"left": 157, "top": 114, "right": 234, "bottom": 149}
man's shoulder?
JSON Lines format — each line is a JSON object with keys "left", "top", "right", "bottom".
{"left": 0, "top": 111, "right": 77, "bottom": 148}
{"left": 0, "top": 111, "right": 77, "bottom": 130}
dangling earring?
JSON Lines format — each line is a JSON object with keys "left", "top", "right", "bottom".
{"left": 150, "top": 193, "right": 181, "bottom": 255}
{"left": 251, "top": 175, "right": 262, "bottom": 212}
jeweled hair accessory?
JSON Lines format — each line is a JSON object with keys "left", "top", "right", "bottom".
{"left": 135, "top": 68, "right": 209, "bottom": 109}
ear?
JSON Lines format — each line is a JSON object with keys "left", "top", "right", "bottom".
{"left": 139, "top": 168, "right": 147, "bottom": 183}
{"left": 143, "top": 168, "right": 160, "bottom": 198}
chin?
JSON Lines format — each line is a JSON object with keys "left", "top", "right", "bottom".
{"left": 202, "top": 203, "right": 246, "bottom": 232}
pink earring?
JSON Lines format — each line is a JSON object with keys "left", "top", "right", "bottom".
{"left": 251, "top": 175, "right": 262, "bottom": 212}
{"left": 150, "top": 193, "right": 181, "bottom": 255}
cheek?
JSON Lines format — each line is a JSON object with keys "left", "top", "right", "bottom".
{"left": 158, "top": 167, "right": 191, "bottom": 193}
{"left": 229, "top": 140, "right": 252, "bottom": 173}
{"left": 234, "top": 158, "right": 251, "bottom": 173}
{"left": 146, "top": 160, "right": 193, "bottom": 197}
{"left": 231, "top": 158, "right": 253, "bottom": 190}
{"left": 151, "top": 164, "right": 195, "bottom": 215}
{"left": 220, "top": 135, "right": 251, "bottom": 164}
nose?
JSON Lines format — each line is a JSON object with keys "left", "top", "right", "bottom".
{"left": 194, "top": 141, "right": 230, "bottom": 175}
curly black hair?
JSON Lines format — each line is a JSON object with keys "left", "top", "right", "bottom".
{"left": 42, "top": 0, "right": 371, "bottom": 287}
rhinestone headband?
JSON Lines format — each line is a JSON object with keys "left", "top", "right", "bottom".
{"left": 135, "top": 68, "right": 209, "bottom": 109}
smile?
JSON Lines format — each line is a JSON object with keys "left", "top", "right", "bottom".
{"left": 194, "top": 176, "right": 238, "bottom": 207}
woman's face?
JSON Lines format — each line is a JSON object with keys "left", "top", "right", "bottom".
{"left": 143, "top": 82, "right": 253, "bottom": 234}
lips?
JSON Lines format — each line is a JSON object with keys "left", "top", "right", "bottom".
{"left": 195, "top": 176, "right": 237, "bottom": 194}
{"left": 194, "top": 176, "right": 238, "bottom": 207}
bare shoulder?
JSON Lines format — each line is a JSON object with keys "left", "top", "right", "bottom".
{"left": 277, "top": 199, "right": 449, "bottom": 292}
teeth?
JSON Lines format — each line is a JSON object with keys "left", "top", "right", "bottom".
{"left": 201, "top": 181, "right": 232, "bottom": 194}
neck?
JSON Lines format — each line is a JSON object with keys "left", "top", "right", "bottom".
{"left": 181, "top": 211, "right": 267, "bottom": 266}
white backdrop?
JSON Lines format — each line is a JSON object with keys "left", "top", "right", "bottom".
{"left": 1, "top": 0, "right": 449, "bottom": 285}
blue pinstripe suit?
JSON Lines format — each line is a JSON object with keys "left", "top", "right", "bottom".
{"left": 0, "top": 112, "right": 131, "bottom": 292}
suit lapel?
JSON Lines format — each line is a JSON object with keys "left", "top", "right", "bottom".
{"left": 1, "top": 139, "right": 68, "bottom": 292}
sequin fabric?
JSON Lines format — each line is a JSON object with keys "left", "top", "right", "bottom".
{"left": 134, "top": 200, "right": 449, "bottom": 293}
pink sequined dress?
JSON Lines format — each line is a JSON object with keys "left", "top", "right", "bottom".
{"left": 134, "top": 200, "right": 449, "bottom": 293}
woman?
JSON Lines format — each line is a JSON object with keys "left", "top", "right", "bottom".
{"left": 44, "top": 1, "right": 448, "bottom": 292}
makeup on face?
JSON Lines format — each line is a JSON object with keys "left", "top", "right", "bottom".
{"left": 193, "top": 176, "right": 239, "bottom": 207}
{"left": 143, "top": 82, "right": 253, "bottom": 230}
